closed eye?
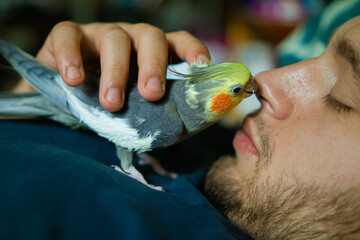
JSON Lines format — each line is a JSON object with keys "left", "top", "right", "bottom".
{"left": 323, "top": 94, "right": 352, "bottom": 113}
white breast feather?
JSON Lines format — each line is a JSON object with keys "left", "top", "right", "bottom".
{"left": 57, "top": 77, "right": 159, "bottom": 151}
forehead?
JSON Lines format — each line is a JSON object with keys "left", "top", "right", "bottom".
{"left": 331, "top": 17, "right": 360, "bottom": 42}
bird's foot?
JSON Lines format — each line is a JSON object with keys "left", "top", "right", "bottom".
{"left": 138, "top": 153, "right": 178, "bottom": 179}
{"left": 111, "top": 165, "right": 164, "bottom": 191}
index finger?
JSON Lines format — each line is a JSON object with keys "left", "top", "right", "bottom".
{"left": 166, "top": 31, "right": 211, "bottom": 64}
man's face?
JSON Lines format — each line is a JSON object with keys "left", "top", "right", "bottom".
{"left": 205, "top": 17, "right": 360, "bottom": 239}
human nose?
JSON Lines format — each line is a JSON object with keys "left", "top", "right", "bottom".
{"left": 254, "top": 66, "right": 295, "bottom": 120}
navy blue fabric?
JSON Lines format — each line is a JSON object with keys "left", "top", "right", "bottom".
{"left": 0, "top": 119, "right": 248, "bottom": 240}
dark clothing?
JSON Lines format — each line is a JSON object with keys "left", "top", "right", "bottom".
{"left": 0, "top": 119, "right": 248, "bottom": 240}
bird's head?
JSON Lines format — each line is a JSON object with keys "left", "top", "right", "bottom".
{"left": 184, "top": 61, "right": 254, "bottom": 123}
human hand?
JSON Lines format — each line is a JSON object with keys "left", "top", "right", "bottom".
{"left": 36, "top": 21, "right": 211, "bottom": 112}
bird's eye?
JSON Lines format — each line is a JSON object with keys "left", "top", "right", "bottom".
{"left": 231, "top": 85, "right": 242, "bottom": 95}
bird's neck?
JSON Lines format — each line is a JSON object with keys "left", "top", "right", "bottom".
{"left": 170, "top": 80, "right": 212, "bottom": 135}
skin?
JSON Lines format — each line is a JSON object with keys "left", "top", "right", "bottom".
{"left": 226, "top": 16, "right": 360, "bottom": 194}
{"left": 205, "top": 16, "right": 360, "bottom": 238}
{"left": 17, "top": 21, "right": 211, "bottom": 112}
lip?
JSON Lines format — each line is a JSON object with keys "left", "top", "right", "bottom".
{"left": 233, "top": 118, "right": 259, "bottom": 156}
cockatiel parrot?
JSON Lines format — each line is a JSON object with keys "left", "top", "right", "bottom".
{"left": 0, "top": 39, "right": 255, "bottom": 190}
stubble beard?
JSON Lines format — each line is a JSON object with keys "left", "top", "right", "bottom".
{"left": 204, "top": 117, "right": 279, "bottom": 238}
{"left": 204, "top": 117, "right": 358, "bottom": 239}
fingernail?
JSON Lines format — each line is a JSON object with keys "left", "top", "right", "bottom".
{"left": 105, "top": 88, "right": 122, "bottom": 104}
{"left": 146, "top": 77, "right": 163, "bottom": 92}
{"left": 197, "top": 54, "right": 210, "bottom": 64}
{"left": 66, "top": 65, "right": 81, "bottom": 80}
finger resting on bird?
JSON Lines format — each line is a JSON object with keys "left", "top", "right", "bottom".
{"left": 131, "top": 24, "right": 169, "bottom": 102}
{"left": 97, "top": 26, "right": 132, "bottom": 112}
{"left": 46, "top": 21, "right": 86, "bottom": 87}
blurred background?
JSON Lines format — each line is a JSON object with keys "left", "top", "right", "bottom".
{"left": 0, "top": 0, "right": 331, "bottom": 126}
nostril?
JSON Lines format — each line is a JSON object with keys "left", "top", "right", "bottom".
{"left": 252, "top": 82, "right": 276, "bottom": 116}
{"left": 256, "top": 95, "right": 266, "bottom": 107}
{"left": 257, "top": 95, "right": 276, "bottom": 116}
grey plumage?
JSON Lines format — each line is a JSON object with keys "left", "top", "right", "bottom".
{"left": 0, "top": 39, "right": 253, "bottom": 190}
{"left": 0, "top": 40, "right": 203, "bottom": 190}
{"left": 0, "top": 40, "right": 192, "bottom": 149}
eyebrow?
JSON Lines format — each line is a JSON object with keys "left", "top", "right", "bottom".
{"left": 333, "top": 36, "right": 360, "bottom": 82}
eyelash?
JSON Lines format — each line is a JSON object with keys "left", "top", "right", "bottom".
{"left": 323, "top": 94, "right": 352, "bottom": 113}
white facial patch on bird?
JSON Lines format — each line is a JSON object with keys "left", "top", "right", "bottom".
{"left": 185, "top": 83, "right": 200, "bottom": 109}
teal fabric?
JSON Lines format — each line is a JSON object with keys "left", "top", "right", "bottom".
{"left": 277, "top": 0, "right": 360, "bottom": 66}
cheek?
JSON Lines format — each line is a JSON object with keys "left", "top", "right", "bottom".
{"left": 210, "top": 93, "right": 233, "bottom": 114}
{"left": 268, "top": 110, "right": 360, "bottom": 187}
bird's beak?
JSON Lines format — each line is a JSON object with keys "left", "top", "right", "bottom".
{"left": 244, "top": 75, "right": 257, "bottom": 98}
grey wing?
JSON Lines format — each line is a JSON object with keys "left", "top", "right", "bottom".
{"left": 0, "top": 39, "right": 69, "bottom": 112}
{"left": 0, "top": 39, "right": 103, "bottom": 125}
{"left": 123, "top": 83, "right": 184, "bottom": 150}
{"left": 148, "top": 101, "right": 184, "bottom": 149}
{"left": 60, "top": 70, "right": 112, "bottom": 123}
{"left": 69, "top": 71, "right": 102, "bottom": 106}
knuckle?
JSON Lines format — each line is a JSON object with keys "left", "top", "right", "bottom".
{"left": 134, "top": 22, "right": 152, "bottom": 30}
{"left": 53, "top": 21, "right": 78, "bottom": 32}
{"left": 83, "top": 22, "right": 101, "bottom": 31}
{"left": 103, "top": 24, "right": 129, "bottom": 41}
{"left": 85, "top": 21, "right": 100, "bottom": 27}
{"left": 110, "top": 64, "right": 127, "bottom": 77}
{"left": 56, "top": 41, "right": 69, "bottom": 50}
{"left": 143, "top": 60, "right": 166, "bottom": 80}
{"left": 148, "top": 58, "right": 166, "bottom": 70}
{"left": 53, "top": 41, "right": 77, "bottom": 56}
{"left": 57, "top": 39, "right": 78, "bottom": 52}
{"left": 135, "top": 23, "right": 164, "bottom": 35}
{"left": 174, "top": 30, "right": 193, "bottom": 38}
{"left": 104, "top": 64, "right": 128, "bottom": 82}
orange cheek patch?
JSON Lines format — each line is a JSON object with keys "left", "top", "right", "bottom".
{"left": 210, "top": 93, "right": 233, "bottom": 113}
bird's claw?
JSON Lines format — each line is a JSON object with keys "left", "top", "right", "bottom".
{"left": 111, "top": 165, "right": 164, "bottom": 191}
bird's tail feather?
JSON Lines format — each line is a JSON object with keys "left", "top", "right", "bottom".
{"left": 0, "top": 39, "right": 68, "bottom": 111}
{"left": 0, "top": 92, "right": 82, "bottom": 128}
{"left": 0, "top": 92, "right": 59, "bottom": 117}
